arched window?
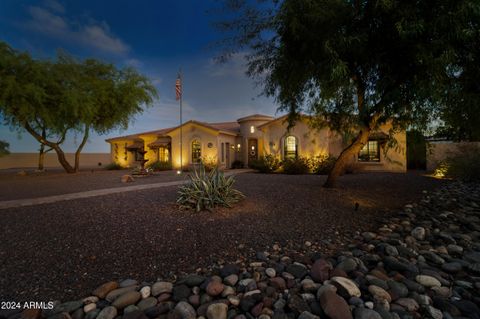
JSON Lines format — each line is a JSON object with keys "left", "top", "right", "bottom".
{"left": 191, "top": 140, "right": 201, "bottom": 163}
{"left": 284, "top": 135, "right": 298, "bottom": 159}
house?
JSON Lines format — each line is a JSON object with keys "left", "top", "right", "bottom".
{"left": 105, "top": 114, "right": 406, "bottom": 172}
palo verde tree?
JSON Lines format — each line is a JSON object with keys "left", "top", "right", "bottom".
{"left": 0, "top": 42, "right": 158, "bottom": 173}
{"left": 218, "top": 0, "right": 479, "bottom": 187}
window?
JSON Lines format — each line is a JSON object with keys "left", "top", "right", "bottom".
{"left": 158, "top": 147, "right": 169, "bottom": 162}
{"left": 358, "top": 140, "right": 380, "bottom": 162}
{"left": 191, "top": 140, "right": 201, "bottom": 163}
{"left": 284, "top": 135, "right": 298, "bottom": 159}
{"left": 221, "top": 143, "right": 225, "bottom": 162}
{"left": 250, "top": 125, "right": 255, "bottom": 133}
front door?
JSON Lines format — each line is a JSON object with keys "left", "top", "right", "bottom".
{"left": 248, "top": 139, "right": 258, "bottom": 166}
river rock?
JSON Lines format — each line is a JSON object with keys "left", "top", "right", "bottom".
{"left": 319, "top": 290, "right": 352, "bottom": 319}
{"left": 96, "top": 307, "right": 116, "bottom": 319}
{"left": 111, "top": 291, "right": 141, "bottom": 309}
{"left": 415, "top": 275, "right": 441, "bottom": 288}
{"left": 151, "top": 281, "right": 173, "bottom": 296}
{"left": 330, "top": 276, "right": 361, "bottom": 298}
{"left": 174, "top": 301, "right": 196, "bottom": 319}
{"left": 206, "top": 303, "right": 228, "bottom": 319}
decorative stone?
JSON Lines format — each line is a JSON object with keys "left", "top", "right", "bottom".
{"left": 224, "top": 274, "right": 238, "bottom": 286}
{"left": 411, "top": 227, "right": 426, "bottom": 241}
{"left": 319, "top": 290, "right": 352, "bottom": 319}
{"left": 121, "top": 175, "right": 134, "bottom": 183}
{"left": 111, "top": 291, "right": 141, "bottom": 309}
{"left": 137, "top": 297, "right": 157, "bottom": 311}
{"left": 368, "top": 285, "right": 391, "bottom": 302}
{"left": 265, "top": 268, "right": 276, "bottom": 278}
{"left": 174, "top": 301, "right": 196, "bottom": 319}
{"left": 83, "top": 304, "right": 96, "bottom": 314}
{"left": 206, "top": 281, "right": 224, "bottom": 296}
{"left": 330, "top": 276, "right": 361, "bottom": 298}
{"left": 206, "top": 303, "right": 228, "bottom": 319}
{"left": 139, "top": 286, "right": 151, "bottom": 299}
{"left": 53, "top": 301, "right": 83, "bottom": 314}
{"left": 353, "top": 308, "right": 382, "bottom": 319}
{"left": 310, "top": 259, "right": 332, "bottom": 283}
{"left": 395, "top": 298, "right": 419, "bottom": 312}
{"left": 96, "top": 307, "right": 117, "bottom": 319}
{"left": 151, "top": 281, "right": 173, "bottom": 296}
{"left": 415, "top": 275, "right": 441, "bottom": 288}
{"left": 119, "top": 279, "right": 138, "bottom": 287}
{"left": 92, "top": 281, "right": 118, "bottom": 299}
{"left": 105, "top": 286, "right": 138, "bottom": 302}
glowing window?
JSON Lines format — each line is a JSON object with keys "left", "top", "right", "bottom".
{"left": 158, "top": 147, "right": 169, "bottom": 162}
{"left": 284, "top": 136, "right": 297, "bottom": 159}
{"left": 358, "top": 140, "right": 380, "bottom": 162}
{"left": 191, "top": 140, "right": 201, "bottom": 163}
{"left": 250, "top": 126, "right": 255, "bottom": 133}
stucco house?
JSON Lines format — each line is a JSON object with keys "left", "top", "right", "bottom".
{"left": 105, "top": 114, "right": 406, "bottom": 172}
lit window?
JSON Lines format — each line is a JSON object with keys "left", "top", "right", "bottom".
{"left": 250, "top": 126, "right": 255, "bottom": 133}
{"left": 358, "top": 140, "right": 380, "bottom": 162}
{"left": 191, "top": 140, "right": 201, "bottom": 163}
{"left": 158, "top": 147, "right": 169, "bottom": 162}
{"left": 284, "top": 136, "right": 297, "bottom": 159}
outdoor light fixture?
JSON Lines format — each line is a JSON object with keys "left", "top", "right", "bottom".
{"left": 176, "top": 170, "right": 181, "bottom": 175}
{"left": 250, "top": 126, "right": 255, "bottom": 133}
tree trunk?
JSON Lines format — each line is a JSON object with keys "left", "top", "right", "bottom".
{"left": 24, "top": 123, "right": 76, "bottom": 173}
{"left": 74, "top": 124, "right": 90, "bottom": 172}
{"left": 323, "top": 127, "right": 372, "bottom": 188}
{"left": 38, "top": 144, "right": 45, "bottom": 171}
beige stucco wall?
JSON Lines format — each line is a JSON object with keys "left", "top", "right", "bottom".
{"left": 110, "top": 140, "right": 141, "bottom": 168}
{"left": 426, "top": 141, "right": 480, "bottom": 171}
{"left": 0, "top": 153, "right": 111, "bottom": 169}
{"left": 260, "top": 119, "right": 330, "bottom": 159}
{"left": 168, "top": 123, "right": 220, "bottom": 169}
{"left": 238, "top": 119, "right": 273, "bottom": 165}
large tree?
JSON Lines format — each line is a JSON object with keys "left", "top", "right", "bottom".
{"left": 218, "top": 0, "right": 479, "bottom": 187}
{"left": 0, "top": 42, "right": 158, "bottom": 173}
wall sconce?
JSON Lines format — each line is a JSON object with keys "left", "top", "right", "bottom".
{"left": 250, "top": 126, "right": 255, "bottom": 133}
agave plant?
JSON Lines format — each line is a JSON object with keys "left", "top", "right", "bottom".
{"left": 177, "top": 166, "right": 245, "bottom": 212}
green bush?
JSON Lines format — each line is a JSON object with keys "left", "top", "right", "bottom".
{"left": 231, "top": 160, "right": 244, "bottom": 169}
{"left": 200, "top": 156, "right": 218, "bottom": 172}
{"left": 436, "top": 144, "right": 480, "bottom": 181}
{"left": 282, "top": 156, "right": 311, "bottom": 174}
{"left": 147, "top": 160, "right": 172, "bottom": 171}
{"left": 250, "top": 154, "right": 282, "bottom": 173}
{"left": 105, "top": 162, "right": 124, "bottom": 170}
{"left": 177, "top": 166, "right": 245, "bottom": 212}
{"left": 311, "top": 154, "right": 337, "bottom": 175}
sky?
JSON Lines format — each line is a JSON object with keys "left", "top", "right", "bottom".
{"left": 0, "top": 0, "right": 281, "bottom": 153}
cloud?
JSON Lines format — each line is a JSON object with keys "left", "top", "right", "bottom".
{"left": 25, "top": 3, "right": 129, "bottom": 55}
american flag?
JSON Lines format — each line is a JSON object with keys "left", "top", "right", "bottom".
{"left": 175, "top": 75, "right": 182, "bottom": 101}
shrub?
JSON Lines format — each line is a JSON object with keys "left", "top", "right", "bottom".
{"left": 311, "top": 154, "right": 337, "bottom": 175}
{"left": 282, "top": 156, "right": 311, "bottom": 174}
{"left": 250, "top": 154, "right": 282, "bottom": 173}
{"left": 147, "top": 161, "right": 172, "bottom": 171}
{"left": 200, "top": 156, "right": 218, "bottom": 172}
{"left": 105, "top": 162, "right": 124, "bottom": 170}
{"left": 231, "top": 160, "right": 244, "bottom": 169}
{"left": 436, "top": 144, "right": 480, "bottom": 181}
{"left": 177, "top": 166, "right": 245, "bottom": 212}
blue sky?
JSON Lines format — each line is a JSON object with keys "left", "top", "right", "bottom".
{"left": 0, "top": 0, "right": 281, "bottom": 152}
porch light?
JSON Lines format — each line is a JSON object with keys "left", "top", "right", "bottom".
{"left": 250, "top": 126, "right": 255, "bottom": 133}
{"left": 176, "top": 170, "right": 182, "bottom": 175}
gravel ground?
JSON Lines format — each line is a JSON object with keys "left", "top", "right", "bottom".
{"left": 0, "top": 169, "right": 187, "bottom": 201}
{"left": 0, "top": 172, "right": 446, "bottom": 301}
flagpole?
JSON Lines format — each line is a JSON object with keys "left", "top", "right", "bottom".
{"left": 179, "top": 69, "right": 183, "bottom": 173}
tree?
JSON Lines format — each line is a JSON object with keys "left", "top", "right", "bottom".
{"left": 0, "top": 140, "right": 9, "bottom": 157}
{"left": 218, "top": 0, "right": 479, "bottom": 187}
{"left": 0, "top": 42, "right": 158, "bottom": 173}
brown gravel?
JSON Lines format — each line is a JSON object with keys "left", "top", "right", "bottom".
{"left": 0, "top": 171, "right": 446, "bottom": 301}
{"left": 0, "top": 169, "right": 186, "bottom": 201}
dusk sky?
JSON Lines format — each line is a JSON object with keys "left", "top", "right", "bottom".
{"left": 0, "top": 0, "right": 281, "bottom": 152}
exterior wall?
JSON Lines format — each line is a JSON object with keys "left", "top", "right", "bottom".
{"left": 260, "top": 119, "right": 330, "bottom": 159}
{"left": 168, "top": 123, "right": 220, "bottom": 169}
{"left": 0, "top": 153, "right": 111, "bottom": 169}
{"left": 329, "top": 123, "right": 407, "bottom": 172}
{"left": 426, "top": 141, "right": 480, "bottom": 171}
{"left": 238, "top": 119, "right": 272, "bottom": 166}
{"left": 138, "top": 134, "right": 158, "bottom": 166}
{"left": 217, "top": 134, "right": 237, "bottom": 169}
{"left": 110, "top": 140, "right": 139, "bottom": 167}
